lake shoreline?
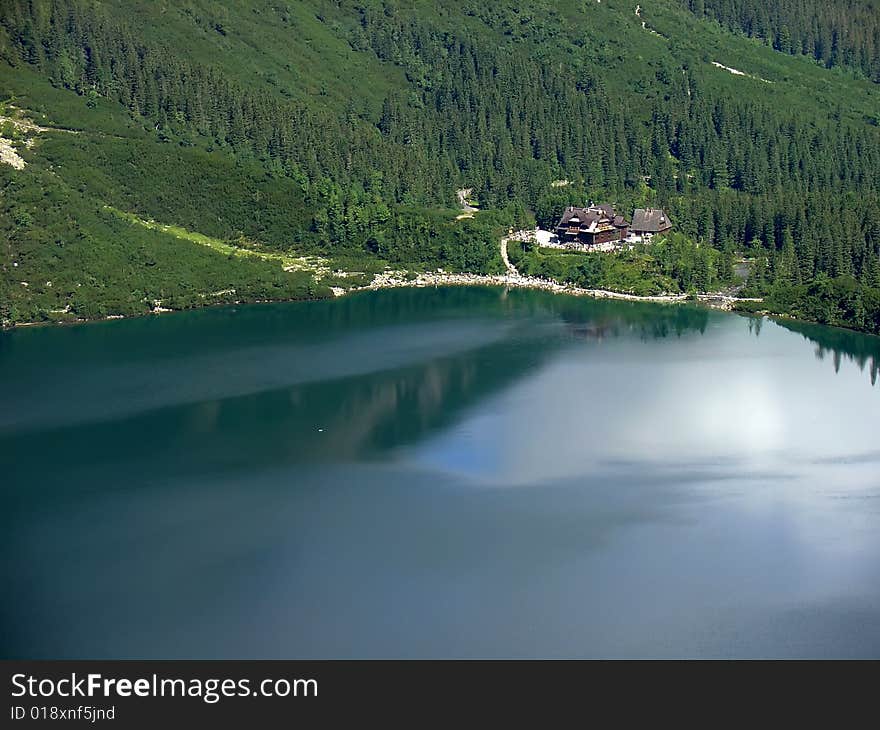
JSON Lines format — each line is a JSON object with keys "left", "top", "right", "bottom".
{"left": 349, "top": 269, "right": 763, "bottom": 310}
{"left": 2, "top": 274, "right": 762, "bottom": 331}
{"left": 4, "top": 232, "right": 766, "bottom": 330}
{"left": 14, "top": 271, "right": 872, "bottom": 338}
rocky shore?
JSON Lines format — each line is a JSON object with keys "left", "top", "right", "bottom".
{"left": 349, "top": 233, "right": 763, "bottom": 311}
{"left": 352, "top": 269, "right": 760, "bottom": 309}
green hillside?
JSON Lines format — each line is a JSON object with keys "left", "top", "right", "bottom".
{"left": 677, "top": 0, "right": 880, "bottom": 82}
{"left": 1, "top": 0, "right": 879, "bottom": 331}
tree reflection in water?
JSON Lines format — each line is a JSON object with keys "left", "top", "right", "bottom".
{"left": 769, "top": 317, "right": 880, "bottom": 386}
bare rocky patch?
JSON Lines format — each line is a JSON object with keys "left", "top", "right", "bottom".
{"left": 0, "top": 105, "right": 78, "bottom": 170}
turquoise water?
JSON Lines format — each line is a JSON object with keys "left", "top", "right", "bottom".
{"left": 2, "top": 287, "right": 879, "bottom": 658}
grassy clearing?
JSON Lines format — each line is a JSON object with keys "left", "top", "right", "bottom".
{"left": 105, "top": 207, "right": 331, "bottom": 279}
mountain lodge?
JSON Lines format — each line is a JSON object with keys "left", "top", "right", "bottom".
{"left": 554, "top": 205, "right": 673, "bottom": 248}
{"left": 555, "top": 204, "right": 630, "bottom": 246}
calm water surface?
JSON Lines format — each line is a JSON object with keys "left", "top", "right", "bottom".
{"left": 2, "top": 287, "right": 879, "bottom": 658}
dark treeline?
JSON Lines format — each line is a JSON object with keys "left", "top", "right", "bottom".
{"left": 738, "top": 275, "right": 880, "bottom": 335}
{"left": 1, "top": 0, "right": 880, "bottom": 331}
{"left": 680, "top": 0, "right": 880, "bottom": 82}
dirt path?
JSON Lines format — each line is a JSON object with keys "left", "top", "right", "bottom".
{"left": 456, "top": 188, "right": 478, "bottom": 214}
{"left": 635, "top": 4, "right": 663, "bottom": 36}
{"left": 0, "top": 107, "right": 80, "bottom": 170}
{"left": 710, "top": 61, "right": 773, "bottom": 84}
{"left": 500, "top": 236, "right": 518, "bottom": 276}
{"left": 0, "top": 115, "right": 70, "bottom": 135}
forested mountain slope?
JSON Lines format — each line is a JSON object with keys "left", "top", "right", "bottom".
{"left": 679, "top": 0, "right": 880, "bottom": 82}
{"left": 1, "top": 0, "right": 879, "bottom": 332}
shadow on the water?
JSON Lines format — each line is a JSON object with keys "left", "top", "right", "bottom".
{"left": 0, "top": 287, "right": 713, "bottom": 493}
{"left": 771, "top": 317, "right": 880, "bottom": 386}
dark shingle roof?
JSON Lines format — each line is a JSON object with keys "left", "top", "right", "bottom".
{"left": 631, "top": 208, "right": 671, "bottom": 232}
{"left": 557, "top": 204, "right": 623, "bottom": 230}
{"left": 597, "top": 203, "right": 615, "bottom": 219}
{"left": 558, "top": 207, "right": 601, "bottom": 228}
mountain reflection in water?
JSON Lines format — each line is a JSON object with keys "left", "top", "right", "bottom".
{"left": 2, "top": 287, "right": 879, "bottom": 659}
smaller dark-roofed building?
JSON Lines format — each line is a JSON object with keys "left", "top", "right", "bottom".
{"left": 631, "top": 208, "right": 672, "bottom": 236}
